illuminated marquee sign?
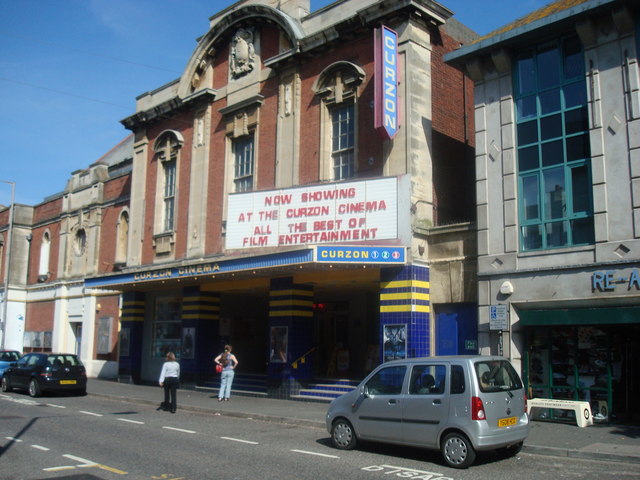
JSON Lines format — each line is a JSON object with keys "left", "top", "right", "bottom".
{"left": 315, "top": 246, "right": 406, "bottom": 264}
{"left": 226, "top": 177, "right": 398, "bottom": 250}
{"left": 374, "top": 25, "right": 399, "bottom": 140}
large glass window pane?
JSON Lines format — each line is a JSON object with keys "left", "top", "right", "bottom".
{"left": 522, "top": 224, "right": 542, "bottom": 250}
{"left": 517, "top": 95, "right": 537, "bottom": 120}
{"left": 518, "top": 145, "right": 539, "bottom": 172}
{"left": 522, "top": 175, "right": 540, "bottom": 220}
{"left": 565, "top": 106, "right": 589, "bottom": 135}
{"left": 566, "top": 134, "right": 590, "bottom": 161}
{"left": 541, "top": 114, "right": 563, "bottom": 140}
{"left": 540, "top": 89, "right": 561, "bottom": 115}
{"left": 538, "top": 46, "right": 561, "bottom": 89}
{"left": 517, "top": 120, "right": 538, "bottom": 145}
{"left": 563, "top": 82, "right": 587, "bottom": 108}
{"left": 571, "top": 164, "right": 591, "bottom": 214}
{"left": 541, "top": 140, "right": 563, "bottom": 167}
{"left": 544, "top": 167, "right": 565, "bottom": 219}
{"left": 563, "top": 36, "right": 584, "bottom": 80}
{"left": 516, "top": 55, "right": 536, "bottom": 95}
{"left": 572, "top": 217, "right": 594, "bottom": 244}
{"left": 546, "top": 220, "right": 568, "bottom": 248}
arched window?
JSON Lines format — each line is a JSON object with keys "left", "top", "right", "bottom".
{"left": 116, "top": 210, "right": 129, "bottom": 264}
{"left": 38, "top": 231, "right": 51, "bottom": 278}
{"left": 313, "top": 62, "right": 365, "bottom": 181}
{"left": 153, "top": 130, "right": 184, "bottom": 233}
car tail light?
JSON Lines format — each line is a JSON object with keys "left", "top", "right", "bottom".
{"left": 471, "top": 396, "right": 486, "bottom": 421}
{"left": 39, "top": 372, "right": 52, "bottom": 377}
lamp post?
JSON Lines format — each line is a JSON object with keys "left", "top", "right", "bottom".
{"left": 1, "top": 180, "right": 15, "bottom": 350}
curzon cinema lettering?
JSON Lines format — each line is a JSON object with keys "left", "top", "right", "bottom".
{"left": 374, "top": 25, "right": 399, "bottom": 139}
{"left": 132, "top": 263, "right": 221, "bottom": 282}
{"left": 226, "top": 177, "right": 399, "bottom": 250}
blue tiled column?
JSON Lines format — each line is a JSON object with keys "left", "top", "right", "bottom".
{"left": 379, "top": 265, "right": 430, "bottom": 361}
{"left": 181, "top": 286, "right": 220, "bottom": 384}
{"left": 267, "top": 277, "right": 314, "bottom": 397}
{"left": 119, "top": 291, "right": 145, "bottom": 383}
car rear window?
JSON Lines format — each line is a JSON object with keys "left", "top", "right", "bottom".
{"left": 475, "top": 360, "right": 523, "bottom": 392}
{"left": 47, "top": 355, "right": 82, "bottom": 367}
{"left": 0, "top": 351, "right": 20, "bottom": 361}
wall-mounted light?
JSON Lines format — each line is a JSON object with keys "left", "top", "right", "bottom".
{"left": 499, "top": 281, "right": 514, "bottom": 296}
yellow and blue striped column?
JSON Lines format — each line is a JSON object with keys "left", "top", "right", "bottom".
{"left": 182, "top": 286, "right": 220, "bottom": 383}
{"left": 268, "top": 277, "right": 314, "bottom": 396}
{"left": 380, "top": 265, "right": 430, "bottom": 360}
{"left": 120, "top": 291, "right": 146, "bottom": 382}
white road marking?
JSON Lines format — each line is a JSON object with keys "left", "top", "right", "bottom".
{"left": 63, "top": 454, "right": 97, "bottom": 466}
{"left": 291, "top": 449, "right": 340, "bottom": 458}
{"left": 80, "top": 410, "right": 103, "bottom": 416}
{"left": 46, "top": 403, "right": 66, "bottom": 408}
{"left": 5, "top": 437, "right": 23, "bottom": 442}
{"left": 163, "top": 426, "right": 196, "bottom": 434}
{"left": 32, "top": 444, "right": 50, "bottom": 451}
{"left": 220, "top": 436, "right": 259, "bottom": 445}
{"left": 43, "top": 466, "right": 75, "bottom": 472}
{"left": 117, "top": 418, "right": 144, "bottom": 425}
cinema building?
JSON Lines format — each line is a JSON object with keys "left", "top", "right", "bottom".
{"left": 446, "top": 0, "right": 640, "bottom": 420}
{"left": 75, "top": 0, "right": 479, "bottom": 398}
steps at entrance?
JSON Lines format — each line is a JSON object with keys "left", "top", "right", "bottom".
{"left": 198, "top": 373, "right": 267, "bottom": 397}
{"left": 292, "top": 379, "right": 359, "bottom": 402}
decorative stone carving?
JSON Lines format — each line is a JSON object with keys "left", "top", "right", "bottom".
{"left": 230, "top": 27, "right": 256, "bottom": 79}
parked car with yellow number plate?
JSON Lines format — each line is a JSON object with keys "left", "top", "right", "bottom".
{"left": 326, "top": 355, "right": 529, "bottom": 469}
{"left": 1, "top": 352, "right": 87, "bottom": 397}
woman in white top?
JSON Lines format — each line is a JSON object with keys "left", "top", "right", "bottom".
{"left": 159, "top": 351, "right": 180, "bottom": 413}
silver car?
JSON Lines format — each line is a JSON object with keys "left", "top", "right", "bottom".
{"left": 326, "top": 355, "right": 529, "bottom": 469}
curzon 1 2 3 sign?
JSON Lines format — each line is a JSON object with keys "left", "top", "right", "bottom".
{"left": 374, "top": 25, "right": 399, "bottom": 140}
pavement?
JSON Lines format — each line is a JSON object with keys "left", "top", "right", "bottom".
{"left": 88, "top": 378, "right": 640, "bottom": 465}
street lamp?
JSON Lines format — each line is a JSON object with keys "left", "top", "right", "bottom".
{"left": 1, "top": 180, "right": 15, "bottom": 350}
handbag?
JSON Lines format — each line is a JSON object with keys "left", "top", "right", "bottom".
{"left": 216, "top": 364, "right": 223, "bottom": 373}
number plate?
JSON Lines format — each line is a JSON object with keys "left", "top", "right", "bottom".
{"left": 60, "top": 380, "right": 77, "bottom": 385}
{"left": 498, "top": 416, "right": 517, "bottom": 427}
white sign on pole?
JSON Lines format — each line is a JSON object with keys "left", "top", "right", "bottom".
{"left": 489, "top": 304, "right": 509, "bottom": 331}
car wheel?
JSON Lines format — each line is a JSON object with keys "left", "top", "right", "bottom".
{"left": 331, "top": 418, "right": 357, "bottom": 450}
{"left": 1, "top": 376, "right": 12, "bottom": 392}
{"left": 441, "top": 432, "right": 476, "bottom": 469}
{"left": 498, "top": 441, "right": 523, "bottom": 458}
{"left": 28, "top": 378, "right": 41, "bottom": 397}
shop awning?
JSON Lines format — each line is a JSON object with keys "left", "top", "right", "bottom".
{"left": 518, "top": 306, "right": 640, "bottom": 326}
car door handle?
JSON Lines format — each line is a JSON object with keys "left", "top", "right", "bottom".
{"left": 388, "top": 399, "right": 397, "bottom": 405}
{"left": 432, "top": 399, "right": 441, "bottom": 405}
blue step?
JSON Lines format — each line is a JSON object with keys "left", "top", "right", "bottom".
{"left": 292, "top": 379, "right": 360, "bottom": 402}
{"left": 198, "top": 373, "right": 267, "bottom": 396}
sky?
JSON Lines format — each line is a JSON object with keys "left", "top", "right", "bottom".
{"left": 0, "top": 0, "right": 547, "bottom": 206}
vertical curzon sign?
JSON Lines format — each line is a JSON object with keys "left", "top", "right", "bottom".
{"left": 374, "top": 25, "right": 399, "bottom": 140}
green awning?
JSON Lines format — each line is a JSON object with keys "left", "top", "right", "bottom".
{"left": 518, "top": 306, "right": 640, "bottom": 326}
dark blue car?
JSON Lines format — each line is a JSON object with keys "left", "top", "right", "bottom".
{"left": 1, "top": 352, "right": 87, "bottom": 397}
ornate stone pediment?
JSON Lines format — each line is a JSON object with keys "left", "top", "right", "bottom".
{"left": 230, "top": 27, "right": 256, "bottom": 79}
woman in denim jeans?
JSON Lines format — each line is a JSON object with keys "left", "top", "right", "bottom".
{"left": 215, "top": 345, "right": 238, "bottom": 401}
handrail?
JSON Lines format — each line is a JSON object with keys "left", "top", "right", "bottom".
{"left": 291, "top": 346, "right": 319, "bottom": 369}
